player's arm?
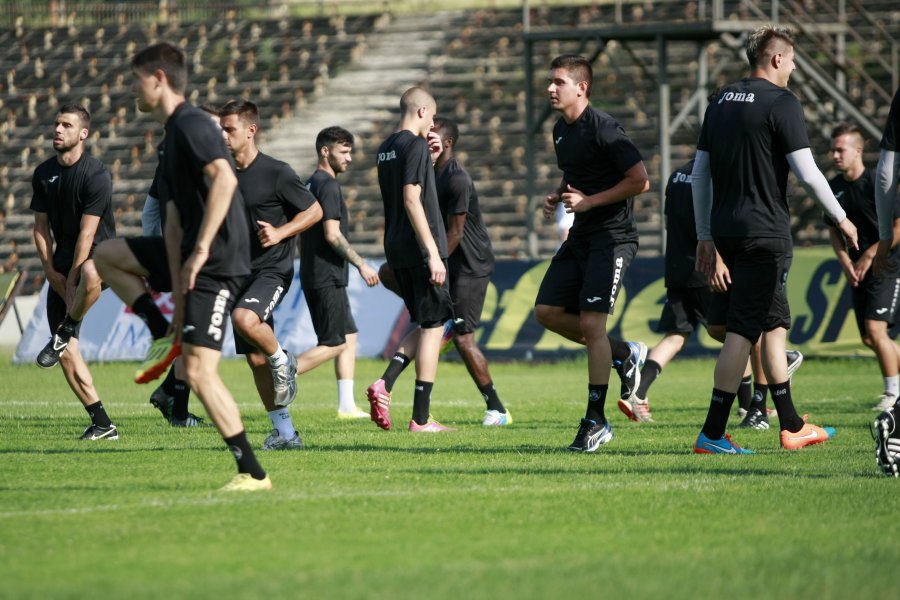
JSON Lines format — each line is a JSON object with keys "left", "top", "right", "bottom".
{"left": 561, "top": 161, "right": 649, "bottom": 213}
{"left": 257, "top": 202, "right": 322, "bottom": 248}
{"left": 164, "top": 200, "right": 184, "bottom": 340}
{"left": 446, "top": 212, "right": 466, "bottom": 256}
{"left": 403, "top": 182, "right": 445, "bottom": 285}
{"left": 543, "top": 178, "right": 566, "bottom": 219}
{"left": 786, "top": 148, "right": 858, "bottom": 250}
{"left": 827, "top": 225, "right": 859, "bottom": 287}
{"left": 690, "top": 150, "right": 717, "bottom": 276}
{"left": 65, "top": 214, "right": 101, "bottom": 306}
{"left": 32, "top": 211, "right": 66, "bottom": 298}
{"left": 142, "top": 193, "right": 162, "bottom": 237}
{"left": 874, "top": 149, "right": 900, "bottom": 274}
{"left": 323, "top": 219, "right": 379, "bottom": 286}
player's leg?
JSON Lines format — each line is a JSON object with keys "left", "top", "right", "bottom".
{"left": 36, "top": 260, "right": 103, "bottom": 368}
{"left": 335, "top": 332, "right": 368, "bottom": 418}
{"left": 295, "top": 285, "right": 348, "bottom": 376}
{"left": 858, "top": 273, "right": 900, "bottom": 410}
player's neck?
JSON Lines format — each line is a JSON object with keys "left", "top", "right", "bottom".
{"left": 233, "top": 144, "right": 259, "bottom": 170}
{"left": 56, "top": 144, "right": 84, "bottom": 167}
{"left": 841, "top": 163, "right": 865, "bottom": 182}
{"left": 316, "top": 161, "right": 336, "bottom": 178}
{"left": 397, "top": 117, "right": 424, "bottom": 138}
{"left": 750, "top": 68, "right": 784, "bottom": 88}
{"left": 155, "top": 92, "right": 187, "bottom": 124}
{"left": 435, "top": 149, "right": 452, "bottom": 169}
{"left": 559, "top": 100, "right": 589, "bottom": 124}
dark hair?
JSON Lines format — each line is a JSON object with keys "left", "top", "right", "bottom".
{"left": 831, "top": 122, "right": 863, "bottom": 143}
{"left": 57, "top": 103, "right": 91, "bottom": 130}
{"left": 219, "top": 99, "right": 259, "bottom": 127}
{"left": 315, "top": 126, "right": 354, "bottom": 154}
{"left": 433, "top": 117, "right": 459, "bottom": 146}
{"left": 550, "top": 54, "right": 593, "bottom": 98}
{"left": 131, "top": 42, "right": 187, "bottom": 93}
{"left": 746, "top": 25, "right": 795, "bottom": 69}
{"left": 197, "top": 104, "right": 220, "bottom": 117}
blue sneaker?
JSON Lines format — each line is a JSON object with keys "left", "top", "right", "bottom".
{"left": 568, "top": 418, "right": 613, "bottom": 452}
{"left": 694, "top": 432, "right": 754, "bottom": 454}
{"left": 616, "top": 341, "right": 648, "bottom": 401}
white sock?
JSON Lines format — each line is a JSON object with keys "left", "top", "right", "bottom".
{"left": 337, "top": 379, "right": 355, "bottom": 413}
{"left": 267, "top": 344, "right": 288, "bottom": 368}
{"left": 885, "top": 376, "right": 899, "bottom": 398}
{"left": 268, "top": 407, "right": 295, "bottom": 439}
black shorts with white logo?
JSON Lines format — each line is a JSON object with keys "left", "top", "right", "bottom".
{"left": 125, "top": 236, "right": 172, "bottom": 293}
{"left": 852, "top": 270, "right": 900, "bottom": 336}
{"left": 449, "top": 271, "right": 490, "bottom": 334}
{"left": 535, "top": 234, "right": 637, "bottom": 315}
{"left": 182, "top": 273, "right": 245, "bottom": 351}
{"left": 232, "top": 269, "right": 292, "bottom": 355}
{"left": 393, "top": 262, "right": 454, "bottom": 328}
{"left": 46, "top": 282, "right": 83, "bottom": 338}
{"left": 305, "top": 285, "right": 358, "bottom": 347}
{"left": 714, "top": 236, "right": 792, "bottom": 344}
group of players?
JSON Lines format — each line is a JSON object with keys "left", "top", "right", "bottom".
{"left": 27, "top": 24, "right": 900, "bottom": 490}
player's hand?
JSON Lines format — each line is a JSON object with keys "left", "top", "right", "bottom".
{"left": 427, "top": 254, "right": 446, "bottom": 286}
{"left": 427, "top": 131, "right": 443, "bottom": 163}
{"left": 838, "top": 218, "right": 859, "bottom": 252}
{"left": 256, "top": 220, "right": 281, "bottom": 248}
{"left": 839, "top": 257, "right": 860, "bottom": 287}
{"left": 853, "top": 254, "right": 873, "bottom": 284}
{"left": 709, "top": 251, "right": 731, "bottom": 293}
{"left": 695, "top": 240, "right": 717, "bottom": 277}
{"left": 46, "top": 271, "right": 67, "bottom": 300}
{"left": 543, "top": 191, "right": 560, "bottom": 219}
{"left": 64, "top": 270, "right": 80, "bottom": 311}
{"left": 874, "top": 239, "right": 895, "bottom": 277}
{"left": 561, "top": 184, "right": 589, "bottom": 213}
{"left": 181, "top": 249, "right": 208, "bottom": 292}
{"left": 358, "top": 262, "right": 380, "bottom": 287}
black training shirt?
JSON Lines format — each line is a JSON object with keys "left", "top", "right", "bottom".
{"left": 552, "top": 106, "right": 642, "bottom": 241}
{"left": 436, "top": 157, "right": 494, "bottom": 278}
{"left": 880, "top": 87, "right": 900, "bottom": 153}
{"left": 664, "top": 160, "right": 707, "bottom": 288}
{"left": 826, "top": 169, "right": 900, "bottom": 262}
{"left": 377, "top": 130, "right": 448, "bottom": 268}
{"left": 300, "top": 169, "right": 350, "bottom": 289}
{"left": 698, "top": 78, "right": 810, "bottom": 240}
{"left": 30, "top": 153, "right": 115, "bottom": 272}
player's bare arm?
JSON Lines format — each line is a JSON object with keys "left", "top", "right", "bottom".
{"left": 256, "top": 201, "right": 322, "bottom": 248}
{"left": 323, "top": 219, "right": 379, "bottom": 287}
{"left": 65, "top": 214, "right": 101, "bottom": 307}
{"left": 543, "top": 179, "right": 566, "bottom": 219}
{"left": 560, "top": 161, "right": 649, "bottom": 213}
{"left": 446, "top": 212, "right": 466, "bottom": 256}
{"left": 828, "top": 226, "right": 860, "bottom": 287}
{"left": 164, "top": 200, "right": 184, "bottom": 340}
{"left": 403, "top": 182, "right": 445, "bottom": 286}
{"left": 33, "top": 212, "right": 67, "bottom": 298}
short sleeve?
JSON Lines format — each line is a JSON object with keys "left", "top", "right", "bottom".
{"left": 315, "top": 177, "right": 344, "bottom": 221}
{"left": 770, "top": 93, "right": 810, "bottom": 154}
{"left": 448, "top": 171, "right": 471, "bottom": 215}
{"left": 403, "top": 137, "right": 430, "bottom": 187}
{"left": 81, "top": 167, "right": 112, "bottom": 217}
{"left": 596, "top": 121, "right": 643, "bottom": 175}
{"left": 177, "top": 115, "right": 231, "bottom": 171}
{"left": 276, "top": 163, "right": 316, "bottom": 216}
{"left": 30, "top": 169, "right": 47, "bottom": 213}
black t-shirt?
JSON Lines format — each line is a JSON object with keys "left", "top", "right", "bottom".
{"left": 552, "top": 106, "right": 642, "bottom": 241}
{"left": 698, "top": 78, "right": 810, "bottom": 240}
{"left": 300, "top": 169, "right": 350, "bottom": 289}
{"left": 880, "top": 87, "right": 900, "bottom": 153}
{"left": 377, "top": 130, "right": 448, "bottom": 268}
{"left": 30, "top": 153, "right": 115, "bottom": 272}
{"left": 236, "top": 152, "right": 316, "bottom": 275}
{"left": 436, "top": 157, "right": 494, "bottom": 278}
{"left": 158, "top": 103, "right": 250, "bottom": 279}
{"left": 664, "top": 160, "right": 707, "bottom": 288}
{"left": 826, "top": 169, "right": 900, "bottom": 263}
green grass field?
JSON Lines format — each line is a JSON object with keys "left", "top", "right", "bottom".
{"left": 1, "top": 352, "right": 898, "bottom": 599}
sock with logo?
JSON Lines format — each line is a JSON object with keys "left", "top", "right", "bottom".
{"left": 55, "top": 315, "right": 80, "bottom": 344}
{"left": 268, "top": 407, "right": 296, "bottom": 440}
{"left": 382, "top": 353, "right": 411, "bottom": 392}
{"left": 132, "top": 293, "right": 169, "bottom": 340}
{"left": 171, "top": 377, "right": 191, "bottom": 420}
{"left": 700, "top": 388, "right": 736, "bottom": 440}
{"left": 85, "top": 401, "right": 112, "bottom": 428}
{"left": 885, "top": 375, "right": 899, "bottom": 398}
{"left": 478, "top": 381, "right": 505, "bottom": 412}
{"left": 337, "top": 379, "right": 356, "bottom": 413}
{"left": 737, "top": 376, "right": 753, "bottom": 412}
{"left": 267, "top": 344, "right": 289, "bottom": 368}
{"left": 770, "top": 381, "right": 804, "bottom": 432}
{"left": 609, "top": 338, "right": 631, "bottom": 365}
{"left": 224, "top": 431, "right": 266, "bottom": 479}
{"left": 412, "top": 380, "right": 433, "bottom": 425}
{"left": 585, "top": 384, "right": 608, "bottom": 424}
{"left": 750, "top": 383, "right": 768, "bottom": 413}
{"left": 636, "top": 360, "right": 662, "bottom": 399}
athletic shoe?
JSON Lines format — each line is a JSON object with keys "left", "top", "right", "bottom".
{"left": 408, "top": 417, "right": 455, "bottom": 432}
{"left": 438, "top": 318, "right": 456, "bottom": 354}
{"left": 737, "top": 407, "right": 748, "bottom": 418}
{"left": 872, "top": 394, "right": 896, "bottom": 412}
{"left": 737, "top": 407, "right": 770, "bottom": 430}
{"left": 169, "top": 413, "right": 204, "bottom": 427}
{"left": 693, "top": 432, "right": 753, "bottom": 454}
{"left": 80, "top": 423, "right": 119, "bottom": 440}
{"left": 337, "top": 407, "right": 371, "bottom": 420}
{"left": 786, "top": 349, "right": 804, "bottom": 380}
{"left": 618, "top": 396, "right": 653, "bottom": 423}
{"left": 219, "top": 473, "right": 273, "bottom": 492}
{"left": 482, "top": 409, "right": 512, "bottom": 426}
{"left": 872, "top": 406, "right": 900, "bottom": 477}
{"left": 272, "top": 350, "right": 298, "bottom": 407}
{"left": 36, "top": 327, "right": 71, "bottom": 368}
{"left": 567, "top": 418, "right": 613, "bottom": 452}
{"left": 616, "top": 341, "right": 648, "bottom": 401}
{"left": 135, "top": 335, "right": 181, "bottom": 384}
{"left": 261, "top": 429, "right": 304, "bottom": 450}
{"left": 780, "top": 422, "right": 835, "bottom": 450}
{"left": 149, "top": 385, "right": 174, "bottom": 420}
{"left": 367, "top": 379, "right": 392, "bottom": 430}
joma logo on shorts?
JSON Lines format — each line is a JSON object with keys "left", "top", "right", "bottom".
{"left": 207, "top": 289, "right": 232, "bottom": 342}
{"left": 263, "top": 286, "right": 284, "bottom": 321}
{"left": 610, "top": 256, "right": 624, "bottom": 309}
{"left": 718, "top": 91, "right": 755, "bottom": 104}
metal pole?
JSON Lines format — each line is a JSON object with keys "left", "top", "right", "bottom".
{"left": 658, "top": 35, "right": 670, "bottom": 255}
{"left": 524, "top": 36, "right": 538, "bottom": 259}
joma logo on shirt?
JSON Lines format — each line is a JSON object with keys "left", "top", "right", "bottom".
{"left": 377, "top": 150, "right": 397, "bottom": 164}
{"left": 672, "top": 172, "right": 692, "bottom": 184}
{"left": 718, "top": 92, "right": 756, "bottom": 104}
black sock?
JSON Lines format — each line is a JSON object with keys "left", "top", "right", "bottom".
{"left": 636, "top": 359, "right": 662, "bottom": 398}
{"left": 478, "top": 381, "right": 505, "bottom": 412}
{"left": 751, "top": 384, "right": 768, "bottom": 413}
{"left": 171, "top": 378, "right": 190, "bottom": 420}
{"left": 224, "top": 431, "right": 266, "bottom": 479}
{"left": 770, "top": 381, "right": 804, "bottom": 432}
{"left": 85, "top": 401, "right": 112, "bottom": 428}
{"left": 382, "top": 353, "right": 411, "bottom": 392}
{"left": 737, "top": 376, "right": 753, "bottom": 411}
{"left": 132, "top": 293, "right": 170, "bottom": 340}
{"left": 609, "top": 338, "right": 631, "bottom": 365}
{"left": 58, "top": 315, "right": 80, "bottom": 340}
{"left": 585, "top": 384, "right": 608, "bottom": 424}
{"left": 161, "top": 366, "right": 178, "bottom": 395}
{"left": 412, "top": 380, "right": 432, "bottom": 425}
{"left": 701, "top": 388, "right": 736, "bottom": 440}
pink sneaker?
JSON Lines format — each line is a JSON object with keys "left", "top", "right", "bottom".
{"left": 367, "top": 379, "right": 392, "bottom": 430}
{"left": 408, "top": 417, "right": 455, "bottom": 432}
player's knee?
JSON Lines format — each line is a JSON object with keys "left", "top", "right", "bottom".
{"left": 230, "top": 308, "right": 258, "bottom": 335}
{"left": 707, "top": 325, "right": 726, "bottom": 343}
{"left": 80, "top": 260, "right": 101, "bottom": 289}
{"left": 92, "top": 239, "right": 118, "bottom": 274}
{"left": 861, "top": 334, "right": 876, "bottom": 349}
{"left": 534, "top": 304, "right": 557, "bottom": 328}
{"left": 246, "top": 352, "right": 267, "bottom": 369}
{"left": 579, "top": 312, "right": 606, "bottom": 340}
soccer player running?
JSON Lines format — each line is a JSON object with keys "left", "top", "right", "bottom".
{"left": 691, "top": 25, "right": 858, "bottom": 454}
{"left": 298, "top": 126, "right": 379, "bottom": 420}
{"left": 366, "top": 87, "right": 455, "bottom": 432}
{"left": 131, "top": 42, "right": 270, "bottom": 490}
{"left": 534, "top": 54, "right": 650, "bottom": 452}
{"left": 32, "top": 104, "right": 119, "bottom": 440}
{"left": 220, "top": 99, "right": 323, "bottom": 450}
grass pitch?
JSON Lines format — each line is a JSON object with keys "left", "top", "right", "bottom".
{"left": 1, "top": 352, "right": 897, "bottom": 599}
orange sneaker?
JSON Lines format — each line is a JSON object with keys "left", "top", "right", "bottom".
{"left": 135, "top": 335, "right": 181, "bottom": 384}
{"left": 780, "top": 422, "right": 835, "bottom": 450}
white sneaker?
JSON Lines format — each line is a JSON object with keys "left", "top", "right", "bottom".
{"left": 272, "top": 350, "right": 298, "bottom": 407}
{"left": 261, "top": 429, "right": 303, "bottom": 450}
{"left": 337, "top": 407, "right": 370, "bottom": 420}
{"left": 873, "top": 394, "right": 897, "bottom": 412}
{"left": 482, "top": 409, "right": 512, "bottom": 426}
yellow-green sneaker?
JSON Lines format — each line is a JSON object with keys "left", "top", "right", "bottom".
{"left": 219, "top": 473, "right": 273, "bottom": 492}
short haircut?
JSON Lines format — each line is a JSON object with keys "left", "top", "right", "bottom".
{"left": 57, "top": 103, "right": 91, "bottom": 130}
{"left": 315, "top": 126, "right": 354, "bottom": 154}
{"left": 433, "top": 117, "right": 459, "bottom": 146}
{"left": 219, "top": 99, "right": 259, "bottom": 127}
{"left": 746, "top": 25, "right": 795, "bottom": 69}
{"left": 131, "top": 42, "right": 187, "bottom": 93}
{"left": 399, "top": 87, "right": 434, "bottom": 115}
{"left": 550, "top": 54, "right": 593, "bottom": 98}
{"left": 197, "top": 104, "right": 220, "bottom": 117}
{"left": 831, "top": 122, "right": 864, "bottom": 145}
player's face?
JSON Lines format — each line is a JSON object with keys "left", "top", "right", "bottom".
{"left": 547, "top": 68, "right": 582, "bottom": 112}
{"left": 775, "top": 45, "right": 796, "bottom": 87}
{"left": 419, "top": 101, "right": 437, "bottom": 137}
{"left": 326, "top": 142, "right": 353, "bottom": 174}
{"left": 131, "top": 67, "right": 160, "bottom": 113}
{"left": 220, "top": 114, "right": 250, "bottom": 155}
{"left": 52, "top": 112, "right": 86, "bottom": 152}
{"left": 831, "top": 134, "right": 861, "bottom": 173}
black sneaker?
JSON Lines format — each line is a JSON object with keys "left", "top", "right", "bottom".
{"left": 615, "top": 341, "right": 648, "bottom": 400}
{"left": 737, "top": 407, "right": 770, "bottom": 430}
{"left": 786, "top": 350, "right": 804, "bottom": 380}
{"left": 169, "top": 413, "right": 204, "bottom": 428}
{"left": 149, "top": 385, "right": 174, "bottom": 420}
{"left": 36, "top": 328, "right": 72, "bottom": 368}
{"left": 872, "top": 406, "right": 900, "bottom": 477}
{"left": 567, "top": 418, "right": 613, "bottom": 452}
{"left": 80, "top": 423, "right": 119, "bottom": 440}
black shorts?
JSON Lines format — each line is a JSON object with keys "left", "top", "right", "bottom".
{"left": 656, "top": 287, "right": 716, "bottom": 334}
{"left": 182, "top": 273, "right": 244, "bottom": 351}
{"left": 46, "top": 284, "right": 82, "bottom": 338}
{"left": 852, "top": 270, "right": 900, "bottom": 336}
{"left": 232, "top": 269, "right": 292, "bottom": 355}
{"left": 393, "top": 263, "right": 454, "bottom": 328}
{"left": 125, "top": 236, "right": 172, "bottom": 293}
{"left": 714, "top": 237, "right": 792, "bottom": 344}
{"left": 449, "top": 271, "right": 489, "bottom": 334}
{"left": 305, "top": 285, "right": 358, "bottom": 347}
{"left": 535, "top": 235, "right": 637, "bottom": 314}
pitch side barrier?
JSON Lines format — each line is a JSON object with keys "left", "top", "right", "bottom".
{"left": 12, "top": 248, "right": 875, "bottom": 363}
